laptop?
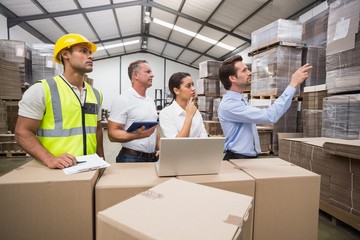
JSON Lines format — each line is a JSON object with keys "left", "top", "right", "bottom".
{"left": 155, "top": 137, "right": 225, "bottom": 177}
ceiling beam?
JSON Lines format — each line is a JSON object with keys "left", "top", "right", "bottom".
{"left": 6, "top": 0, "right": 250, "bottom": 43}
{"left": 232, "top": 0, "right": 273, "bottom": 31}
{"left": 162, "top": 0, "right": 186, "bottom": 58}
{"left": 219, "top": 42, "right": 250, "bottom": 60}
{"left": 6, "top": 0, "right": 143, "bottom": 27}
{"left": 287, "top": 0, "right": 326, "bottom": 20}
{"left": 148, "top": 2, "right": 250, "bottom": 43}
{"left": 0, "top": 3, "right": 52, "bottom": 43}
{"left": 91, "top": 32, "right": 219, "bottom": 61}
{"left": 95, "top": 51, "right": 199, "bottom": 69}
{"left": 148, "top": 34, "right": 218, "bottom": 60}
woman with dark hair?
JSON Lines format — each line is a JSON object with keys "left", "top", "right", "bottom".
{"left": 159, "top": 72, "right": 208, "bottom": 138}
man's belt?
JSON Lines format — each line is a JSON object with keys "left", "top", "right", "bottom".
{"left": 223, "top": 151, "right": 259, "bottom": 160}
{"left": 121, "top": 147, "right": 157, "bottom": 159}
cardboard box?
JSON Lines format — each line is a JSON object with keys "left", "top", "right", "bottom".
{"left": 230, "top": 158, "right": 320, "bottom": 240}
{"left": 326, "top": 0, "right": 360, "bottom": 94}
{"left": 196, "top": 78, "right": 220, "bottom": 96}
{"left": 203, "top": 120, "right": 223, "bottom": 136}
{"left": 178, "top": 160, "right": 255, "bottom": 240}
{"left": 250, "top": 19, "right": 303, "bottom": 51}
{"left": 95, "top": 163, "right": 172, "bottom": 214}
{"left": 97, "top": 178, "right": 253, "bottom": 240}
{"left": 278, "top": 137, "right": 360, "bottom": 228}
{"left": 323, "top": 138, "right": 360, "bottom": 160}
{"left": 198, "top": 60, "right": 221, "bottom": 79}
{"left": 0, "top": 160, "right": 99, "bottom": 240}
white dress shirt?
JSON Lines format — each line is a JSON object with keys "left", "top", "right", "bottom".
{"left": 159, "top": 100, "right": 208, "bottom": 138}
{"left": 108, "top": 87, "right": 158, "bottom": 153}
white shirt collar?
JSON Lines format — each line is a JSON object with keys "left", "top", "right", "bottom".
{"left": 129, "top": 86, "right": 148, "bottom": 100}
{"left": 60, "top": 74, "right": 86, "bottom": 90}
{"left": 171, "top": 100, "right": 186, "bottom": 116}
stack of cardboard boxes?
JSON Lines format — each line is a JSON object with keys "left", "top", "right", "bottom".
{"left": 302, "top": 85, "right": 327, "bottom": 137}
{"left": 325, "top": 0, "right": 360, "bottom": 95}
{"left": 300, "top": 8, "right": 329, "bottom": 138}
{"left": 301, "top": 8, "right": 328, "bottom": 87}
{"left": 31, "top": 43, "right": 61, "bottom": 83}
{"left": 0, "top": 56, "right": 22, "bottom": 135}
{"left": 0, "top": 41, "right": 27, "bottom": 155}
{"left": 0, "top": 133, "right": 23, "bottom": 157}
{"left": 322, "top": 0, "right": 360, "bottom": 140}
{"left": 0, "top": 160, "right": 99, "bottom": 240}
{"left": 196, "top": 60, "right": 223, "bottom": 136}
{"left": 322, "top": 94, "right": 360, "bottom": 139}
{"left": 0, "top": 41, "right": 63, "bottom": 154}
{"left": 248, "top": 19, "right": 304, "bottom": 154}
{"left": 278, "top": 137, "right": 360, "bottom": 232}
{"left": 0, "top": 40, "right": 32, "bottom": 85}
{"left": 0, "top": 157, "right": 321, "bottom": 240}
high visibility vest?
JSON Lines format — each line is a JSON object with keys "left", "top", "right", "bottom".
{"left": 36, "top": 76, "right": 102, "bottom": 157}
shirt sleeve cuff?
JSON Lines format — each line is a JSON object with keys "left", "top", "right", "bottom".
{"left": 284, "top": 85, "right": 297, "bottom": 96}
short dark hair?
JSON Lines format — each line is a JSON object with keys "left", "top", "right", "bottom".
{"left": 128, "top": 60, "right": 148, "bottom": 80}
{"left": 219, "top": 55, "right": 243, "bottom": 90}
{"left": 168, "top": 72, "right": 191, "bottom": 100}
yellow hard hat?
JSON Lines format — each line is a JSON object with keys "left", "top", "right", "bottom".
{"left": 53, "top": 33, "right": 97, "bottom": 64}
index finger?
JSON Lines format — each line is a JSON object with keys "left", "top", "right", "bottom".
{"left": 302, "top": 64, "right": 312, "bottom": 71}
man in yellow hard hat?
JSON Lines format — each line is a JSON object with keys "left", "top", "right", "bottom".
{"left": 15, "top": 33, "right": 105, "bottom": 169}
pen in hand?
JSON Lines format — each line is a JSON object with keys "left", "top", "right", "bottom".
{"left": 76, "top": 161, "right": 87, "bottom": 165}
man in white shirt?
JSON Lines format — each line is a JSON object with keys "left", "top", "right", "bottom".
{"left": 107, "top": 60, "right": 159, "bottom": 162}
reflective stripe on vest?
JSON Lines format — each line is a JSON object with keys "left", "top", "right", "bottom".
{"left": 36, "top": 76, "right": 101, "bottom": 156}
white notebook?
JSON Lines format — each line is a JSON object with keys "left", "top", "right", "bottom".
{"left": 63, "top": 154, "right": 110, "bottom": 174}
{"left": 155, "top": 137, "right": 225, "bottom": 177}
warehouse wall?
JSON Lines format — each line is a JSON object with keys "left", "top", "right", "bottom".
{"left": 0, "top": 15, "right": 7, "bottom": 39}
{"left": 89, "top": 53, "right": 199, "bottom": 110}
{"left": 9, "top": 25, "right": 43, "bottom": 44}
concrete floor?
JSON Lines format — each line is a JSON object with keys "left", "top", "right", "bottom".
{"left": 1, "top": 130, "right": 359, "bottom": 240}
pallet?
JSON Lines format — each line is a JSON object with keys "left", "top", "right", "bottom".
{"left": 259, "top": 151, "right": 272, "bottom": 156}
{"left": 248, "top": 41, "right": 306, "bottom": 57}
{"left": 251, "top": 95, "right": 279, "bottom": 100}
{"left": 0, "top": 150, "right": 27, "bottom": 158}
{"left": 320, "top": 201, "right": 360, "bottom": 232}
{"left": 251, "top": 95, "right": 300, "bottom": 100}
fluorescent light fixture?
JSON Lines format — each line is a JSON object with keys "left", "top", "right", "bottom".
{"left": 97, "top": 40, "right": 140, "bottom": 51}
{"left": 153, "top": 18, "right": 196, "bottom": 37}
{"left": 173, "top": 26, "right": 196, "bottom": 37}
{"left": 216, "top": 42, "right": 236, "bottom": 51}
{"left": 196, "top": 34, "right": 217, "bottom": 45}
{"left": 153, "top": 17, "right": 236, "bottom": 51}
{"left": 153, "top": 18, "right": 174, "bottom": 29}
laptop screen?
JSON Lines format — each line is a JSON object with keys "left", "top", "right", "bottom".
{"left": 156, "top": 137, "right": 225, "bottom": 177}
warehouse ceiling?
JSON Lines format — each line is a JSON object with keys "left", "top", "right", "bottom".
{"left": 0, "top": 0, "right": 325, "bottom": 68}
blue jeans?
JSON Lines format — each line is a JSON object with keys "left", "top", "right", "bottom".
{"left": 116, "top": 152, "right": 157, "bottom": 163}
